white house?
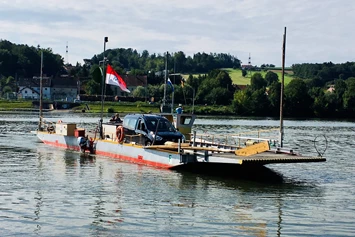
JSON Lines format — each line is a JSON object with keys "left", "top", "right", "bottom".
{"left": 18, "top": 77, "right": 51, "bottom": 100}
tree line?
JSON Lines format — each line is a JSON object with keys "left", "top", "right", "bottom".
{"left": 2, "top": 40, "right": 355, "bottom": 118}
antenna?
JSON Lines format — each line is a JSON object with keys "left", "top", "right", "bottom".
{"left": 248, "top": 53, "right": 252, "bottom": 76}
{"left": 66, "top": 41, "right": 69, "bottom": 65}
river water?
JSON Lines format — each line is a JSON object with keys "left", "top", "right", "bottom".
{"left": 0, "top": 112, "right": 354, "bottom": 236}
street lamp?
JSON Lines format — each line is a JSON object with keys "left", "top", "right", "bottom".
{"left": 99, "top": 36, "right": 108, "bottom": 139}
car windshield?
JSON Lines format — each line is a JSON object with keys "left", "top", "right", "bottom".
{"left": 145, "top": 117, "right": 176, "bottom": 132}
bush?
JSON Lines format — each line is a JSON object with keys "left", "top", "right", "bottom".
{"left": 107, "top": 107, "right": 114, "bottom": 113}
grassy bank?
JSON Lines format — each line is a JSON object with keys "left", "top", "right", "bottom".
{"left": 74, "top": 101, "right": 234, "bottom": 115}
{"left": 73, "top": 101, "right": 161, "bottom": 114}
{"left": 0, "top": 100, "right": 33, "bottom": 110}
{"left": 0, "top": 99, "right": 234, "bottom": 115}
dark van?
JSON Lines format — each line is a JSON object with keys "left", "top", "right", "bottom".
{"left": 123, "top": 114, "right": 185, "bottom": 145}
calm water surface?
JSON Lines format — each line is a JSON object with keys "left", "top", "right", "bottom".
{"left": 0, "top": 112, "right": 354, "bottom": 236}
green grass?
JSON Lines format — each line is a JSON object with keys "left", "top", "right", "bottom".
{"left": 0, "top": 100, "right": 33, "bottom": 110}
{"left": 182, "top": 68, "right": 294, "bottom": 86}
{"left": 73, "top": 101, "right": 161, "bottom": 114}
{"left": 222, "top": 68, "right": 294, "bottom": 85}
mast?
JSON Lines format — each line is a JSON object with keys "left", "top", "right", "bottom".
{"left": 38, "top": 51, "right": 43, "bottom": 131}
{"left": 99, "top": 36, "right": 108, "bottom": 139}
{"left": 279, "top": 27, "right": 286, "bottom": 147}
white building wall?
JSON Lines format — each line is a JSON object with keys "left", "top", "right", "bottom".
{"left": 19, "top": 86, "right": 51, "bottom": 99}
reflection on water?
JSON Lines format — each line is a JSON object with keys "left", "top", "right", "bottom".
{"left": 0, "top": 112, "right": 354, "bottom": 236}
{"left": 173, "top": 163, "right": 285, "bottom": 183}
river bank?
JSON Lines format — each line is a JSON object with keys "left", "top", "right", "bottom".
{"left": 0, "top": 100, "right": 234, "bottom": 115}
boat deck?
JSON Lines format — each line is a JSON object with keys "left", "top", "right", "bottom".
{"left": 145, "top": 143, "right": 326, "bottom": 165}
{"left": 208, "top": 150, "right": 326, "bottom": 165}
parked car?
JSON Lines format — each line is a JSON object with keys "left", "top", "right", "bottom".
{"left": 122, "top": 114, "right": 185, "bottom": 145}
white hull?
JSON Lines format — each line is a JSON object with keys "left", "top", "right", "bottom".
{"left": 36, "top": 132, "right": 195, "bottom": 168}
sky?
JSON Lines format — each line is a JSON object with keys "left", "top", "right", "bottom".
{"left": 1, "top": 0, "right": 354, "bottom": 67}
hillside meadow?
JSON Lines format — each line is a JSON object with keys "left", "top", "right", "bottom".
{"left": 182, "top": 68, "right": 294, "bottom": 85}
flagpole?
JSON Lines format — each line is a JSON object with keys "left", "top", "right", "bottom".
{"left": 163, "top": 51, "right": 168, "bottom": 106}
{"left": 99, "top": 36, "right": 108, "bottom": 139}
{"left": 171, "top": 89, "right": 174, "bottom": 114}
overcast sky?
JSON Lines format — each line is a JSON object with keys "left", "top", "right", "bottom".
{"left": 1, "top": 0, "right": 354, "bottom": 67}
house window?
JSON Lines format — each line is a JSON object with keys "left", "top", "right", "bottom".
{"left": 45, "top": 88, "right": 47, "bottom": 90}
{"left": 25, "top": 90, "right": 27, "bottom": 93}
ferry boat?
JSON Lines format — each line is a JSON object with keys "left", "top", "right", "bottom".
{"left": 34, "top": 34, "right": 326, "bottom": 169}
{"left": 36, "top": 111, "right": 326, "bottom": 169}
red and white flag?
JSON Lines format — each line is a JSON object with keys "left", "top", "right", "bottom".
{"left": 105, "top": 64, "right": 130, "bottom": 93}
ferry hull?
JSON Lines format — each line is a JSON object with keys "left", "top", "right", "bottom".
{"left": 36, "top": 132, "right": 190, "bottom": 169}
{"left": 36, "top": 131, "right": 326, "bottom": 168}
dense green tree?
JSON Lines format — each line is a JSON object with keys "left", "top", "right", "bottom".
{"left": 181, "top": 84, "right": 195, "bottom": 105}
{"left": 312, "top": 89, "right": 327, "bottom": 117}
{"left": 232, "top": 88, "right": 253, "bottom": 115}
{"left": 267, "top": 81, "right": 281, "bottom": 116}
{"left": 343, "top": 77, "right": 355, "bottom": 115}
{"left": 132, "top": 86, "right": 146, "bottom": 98}
{"left": 334, "top": 79, "right": 346, "bottom": 100}
{"left": 284, "top": 79, "right": 312, "bottom": 117}
{"left": 205, "top": 87, "right": 231, "bottom": 105}
{"left": 84, "top": 80, "right": 101, "bottom": 95}
{"left": 0, "top": 40, "right": 64, "bottom": 78}
{"left": 248, "top": 88, "right": 270, "bottom": 115}
{"left": 147, "top": 84, "right": 161, "bottom": 101}
{"left": 323, "top": 92, "right": 338, "bottom": 115}
{"left": 265, "top": 71, "right": 278, "bottom": 86}
{"left": 250, "top": 73, "right": 267, "bottom": 90}
{"left": 242, "top": 69, "right": 247, "bottom": 77}
{"left": 196, "top": 70, "right": 233, "bottom": 105}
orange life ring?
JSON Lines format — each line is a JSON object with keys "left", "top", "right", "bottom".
{"left": 116, "top": 126, "right": 124, "bottom": 143}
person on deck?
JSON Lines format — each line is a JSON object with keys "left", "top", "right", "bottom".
{"left": 176, "top": 104, "right": 183, "bottom": 114}
{"left": 110, "top": 113, "right": 123, "bottom": 123}
{"left": 78, "top": 135, "right": 88, "bottom": 152}
{"left": 78, "top": 135, "right": 94, "bottom": 154}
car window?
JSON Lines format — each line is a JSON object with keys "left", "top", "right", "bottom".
{"left": 145, "top": 117, "right": 176, "bottom": 132}
{"left": 123, "top": 117, "right": 138, "bottom": 130}
{"left": 137, "top": 119, "right": 146, "bottom": 131}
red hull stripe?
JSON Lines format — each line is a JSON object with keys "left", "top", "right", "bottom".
{"left": 42, "top": 140, "right": 172, "bottom": 169}
{"left": 96, "top": 150, "right": 172, "bottom": 169}
{"left": 43, "top": 140, "right": 80, "bottom": 151}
